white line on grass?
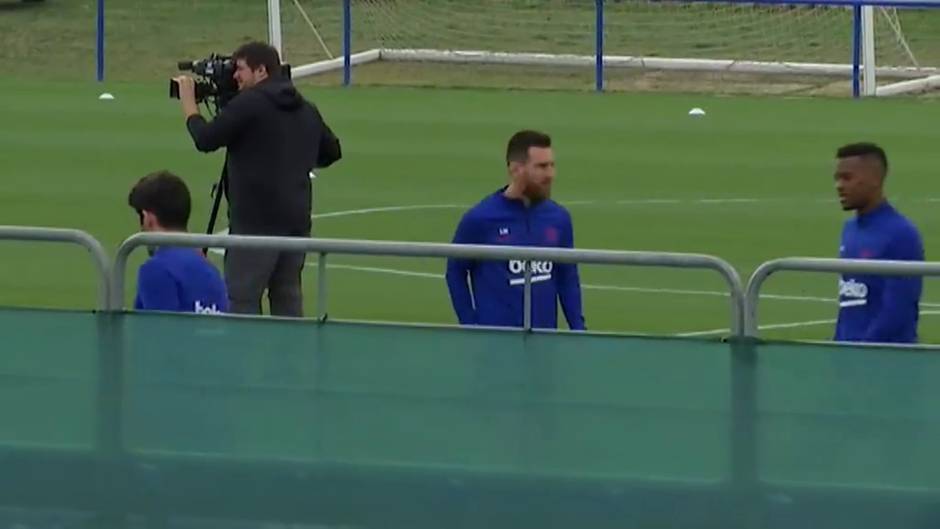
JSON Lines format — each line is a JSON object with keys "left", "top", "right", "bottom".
{"left": 304, "top": 261, "right": 940, "bottom": 309}
{"left": 211, "top": 195, "right": 940, "bottom": 241}
{"left": 611, "top": 197, "right": 835, "bottom": 206}
{"left": 698, "top": 198, "right": 763, "bottom": 204}
{"left": 310, "top": 198, "right": 829, "bottom": 218}
{"left": 676, "top": 319, "right": 838, "bottom": 338}
{"left": 615, "top": 198, "right": 684, "bottom": 205}
{"left": 583, "top": 285, "right": 839, "bottom": 304}
{"left": 679, "top": 311, "right": 940, "bottom": 338}
{"left": 304, "top": 261, "right": 835, "bottom": 303}
{"left": 312, "top": 263, "right": 442, "bottom": 280}
{"left": 211, "top": 204, "right": 467, "bottom": 239}
{"left": 313, "top": 204, "right": 465, "bottom": 219}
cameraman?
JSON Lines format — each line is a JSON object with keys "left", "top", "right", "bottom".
{"left": 174, "top": 41, "right": 341, "bottom": 317}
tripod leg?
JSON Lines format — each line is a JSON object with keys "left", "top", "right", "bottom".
{"left": 204, "top": 165, "right": 228, "bottom": 256}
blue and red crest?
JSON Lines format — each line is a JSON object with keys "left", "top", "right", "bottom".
{"left": 545, "top": 227, "right": 559, "bottom": 243}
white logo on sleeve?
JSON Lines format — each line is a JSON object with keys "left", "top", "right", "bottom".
{"left": 507, "top": 260, "right": 553, "bottom": 286}
{"left": 839, "top": 279, "right": 868, "bottom": 307}
{"left": 194, "top": 300, "right": 222, "bottom": 314}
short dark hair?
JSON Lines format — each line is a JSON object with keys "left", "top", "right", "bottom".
{"left": 233, "top": 41, "right": 282, "bottom": 78}
{"left": 128, "top": 171, "right": 191, "bottom": 230}
{"left": 837, "top": 142, "right": 888, "bottom": 175}
{"left": 506, "top": 130, "right": 552, "bottom": 165}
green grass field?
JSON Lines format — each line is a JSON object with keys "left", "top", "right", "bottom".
{"left": 3, "top": 0, "right": 940, "bottom": 342}
{"left": 4, "top": 78, "right": 940, "bottom": 341}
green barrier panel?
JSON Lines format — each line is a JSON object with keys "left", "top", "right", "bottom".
{"left": 121, "top": 313, "right": 730, "bottom": 481}
{"left": 758, "top": 340, "right": 940, "bottom": 490}
{"left": 5, "top": 309, "right": 940, "bottom": 528}
{"left": 0, "top": 308, "right": 98, "bottom": 449}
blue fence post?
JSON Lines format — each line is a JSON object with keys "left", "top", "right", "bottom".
{"left": 343, "top": 0, "right": 352, "bottom": 87}
{"left": 96, "top": 0, "right": 105, "bottom": 82}
{"left": 851, "top": 3, "right": 862, "bottom": 99}
{"left": 595, "top": 0, "right": 604, "bottom": 92}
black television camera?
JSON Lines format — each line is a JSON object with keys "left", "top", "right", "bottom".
{"left": 169, "top": 54, "right": 239, "bottom": 111}
{"left": 169, "top": 54, "right": 293, "bottom": 112}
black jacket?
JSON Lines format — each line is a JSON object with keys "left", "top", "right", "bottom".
{"left": 186, "top": 78, "right": 341, "bottom": 236}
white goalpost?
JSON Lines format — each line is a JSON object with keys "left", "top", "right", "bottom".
{"left": 269, "top": 0, "right": 940, "bottom": 97}
{"left": 267, "top": 0, "right": 282, "bottom": 57}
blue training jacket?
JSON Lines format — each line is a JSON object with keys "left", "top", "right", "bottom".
{"left": 834, "top": 202, "right": 923, "bottom": 344}
{"left": 445, "top": 188, "right": 586, "bottom": 330}
{"left": 135, "top": 247, "right": 229, "bottom": 314}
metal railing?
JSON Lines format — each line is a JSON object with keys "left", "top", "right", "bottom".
{"left": 0, "top": 226, "right": 111, "bottom": 309}
{"left": 112, "top": 232, "right": 747, "bottom": 335}
{"left": 12, "top": 226, "right": 940, "bottom": 343}
{"left": 745, "top": 257, "right": 940, "bottom": 337}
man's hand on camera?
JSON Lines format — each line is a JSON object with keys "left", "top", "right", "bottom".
{"left": 173, "top": 76, "right": 200, "bottom": 119}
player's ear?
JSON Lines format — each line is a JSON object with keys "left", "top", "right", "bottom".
{"left": 140, "top": 210, "right": 159, "bottom": 231}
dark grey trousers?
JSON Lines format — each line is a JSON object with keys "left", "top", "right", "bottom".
{"left": 224, "top": 247, "right": 306, "bottom": 317}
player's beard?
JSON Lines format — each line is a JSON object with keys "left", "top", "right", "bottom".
{"left": 523, "top": 180, "right": 550, "bottom": 204}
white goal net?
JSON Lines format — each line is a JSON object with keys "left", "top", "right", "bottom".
{"left": 271, "top": 0, "right": 940, "bottom": 96}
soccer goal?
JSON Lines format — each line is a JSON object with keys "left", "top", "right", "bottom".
{"left": 267, "top": 0, "right": 940, "bottom": 96}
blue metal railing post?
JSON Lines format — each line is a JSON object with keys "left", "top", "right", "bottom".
{"left": 595, "top": 0, "right": 604, "bottom": 92}
{"left": 96, "top": 0, "right": 105, "bottom": 82}
{"left": 852, "top": 3, "right": 862, "bottom": 99}
{"left": 343, "top": 0, "right": 352, "bottom": 87}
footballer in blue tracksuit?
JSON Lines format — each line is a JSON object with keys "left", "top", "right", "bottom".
{"left": 446, "top": 130, "right": 586, "bottom": 330}
{"left": 833, "top": 143, "right": 923, "bottom": 343}
{"left": 129, "top": 171, "right": 229, "bottom": 314}
{"left": 134, "top": 247, "right": 228, "bottom": 314}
